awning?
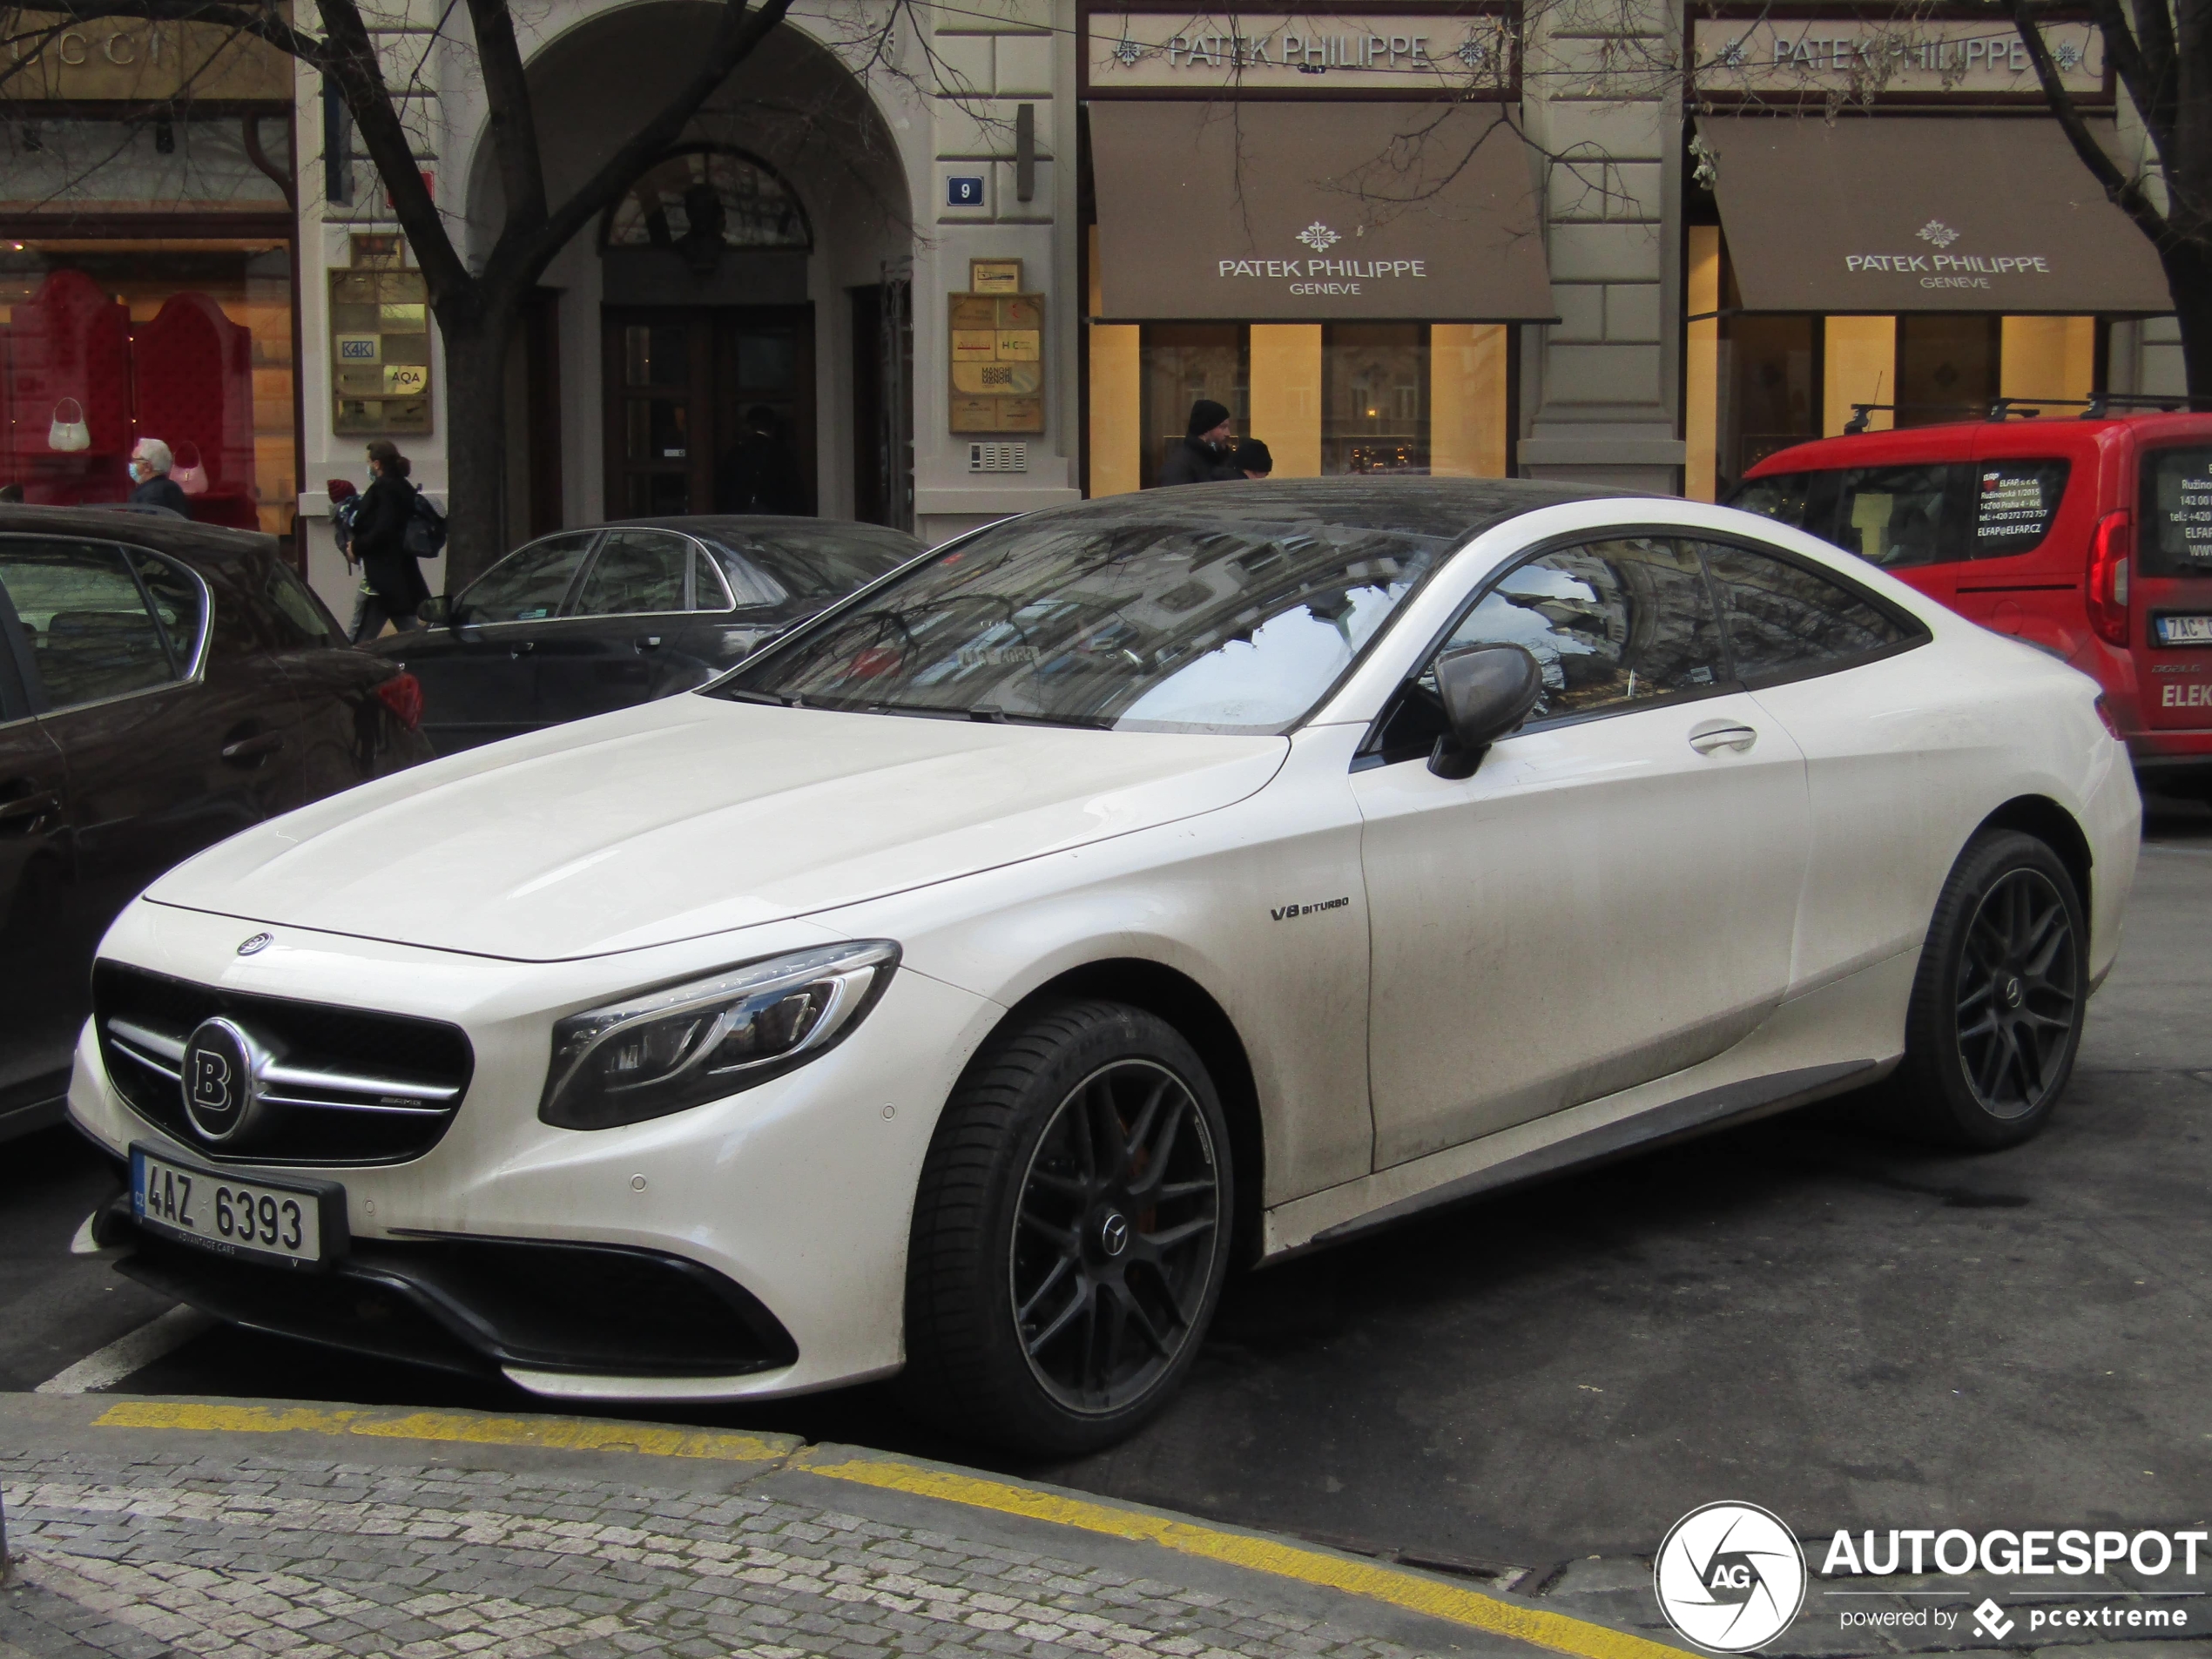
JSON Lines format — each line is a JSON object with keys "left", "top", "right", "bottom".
{"left": 1697, "top": 115, "right": 2172, "bottom": 314}
{"left": 1089, "top": 101, "right": 1553, "bottom": 321}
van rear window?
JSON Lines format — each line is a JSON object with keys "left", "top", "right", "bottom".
{"left": 2141, "top": 447, "right": 2212, "bottom": 578}
{"left": 1971, "top": 460, "right": 2069, "bottom": 556}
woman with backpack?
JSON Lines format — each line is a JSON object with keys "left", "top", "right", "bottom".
{"left": 349, "top": 440, "right": 432, "bottom": 643}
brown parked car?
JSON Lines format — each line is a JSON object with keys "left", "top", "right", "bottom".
{"left": 0, "top": 505, "right": 434, "bottom": 1141}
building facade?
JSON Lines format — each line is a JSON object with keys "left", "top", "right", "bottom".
{"left": 3, "top": 0, "right": 2183, "bottom": 617}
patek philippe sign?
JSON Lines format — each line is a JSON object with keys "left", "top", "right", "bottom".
{"left": 1216, "top": 224, "right": 1433, "bottom": 300}
{"left": 1085, "top": 10, "right": 1514, "bottom": 95}
{"left": 1846, "top": 219, "right": 2057, "bottom": 293}
{"left": 1691, "top": 16, "right": 2107, "bottom": 103}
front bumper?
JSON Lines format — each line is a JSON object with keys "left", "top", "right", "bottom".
{"left": 69, "top": 899, "right": 1004, "bottom": 1400}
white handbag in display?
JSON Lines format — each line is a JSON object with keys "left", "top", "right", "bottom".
{"left": 48, "top": 398, "right": 90, "bottom": 452}
{"left": 170, "top": 440, "right": 208, "bottom": 495}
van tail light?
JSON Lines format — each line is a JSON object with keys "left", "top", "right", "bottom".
{"left": 2094, "top": 694, "right": 2123, "bottom": 740}
{"left": 2087, "top": 511, "right": 2133, "bottom": 646}
{"left": 374, "top": 671, "right": 424, "bottom": 732}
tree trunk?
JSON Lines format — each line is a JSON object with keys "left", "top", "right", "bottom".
{"left": 437, "top": 312, "right": 516, "bottom": 592}
{"left": 2157, "top": 238, "right": 2212, "bottom": 398}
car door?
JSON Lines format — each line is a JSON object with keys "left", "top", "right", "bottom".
{"left": 406, "top": 530, "right": 598, "bottom": 752}
{"left": 1352, "top": 535, "right": 1811, "bottom": 1168}
{"left": 0, "top": 584, "right": 74, "bottom": 1130}
{"left": 1692, "top": 536, "right": 1939, "bottom": 994}
{"left": 531, "top": 527, "right": 705, "bottom": 726}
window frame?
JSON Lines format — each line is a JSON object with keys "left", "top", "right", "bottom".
{"left": 1355, "top": 524, "right": 1930, "bottom": 769}
{"left": 566, "top": 527, "right": 702, "bottom": 621}
{"left": 690, "top": 544, "right": 738, "bottom": 612}
{"left": 454, "top": 530, "right": 604, "bottom": 628}
{"left": 0, "top": 533, "right": 212, "bottom": 718}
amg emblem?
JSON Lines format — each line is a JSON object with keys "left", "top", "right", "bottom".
{"left": 1271, "top": 895, "right": 1350, "bottom": 921}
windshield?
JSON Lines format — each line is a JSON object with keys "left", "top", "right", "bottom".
{"left": 717, "top": 503, "right": 1455, "bottom": 734}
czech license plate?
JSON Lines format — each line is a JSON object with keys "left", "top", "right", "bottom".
{"left": 131, "top": 1145, "right": 331, "bottom": 1269}
{"left": 2155, "top": 614, "right": 2212, "bottom": 646}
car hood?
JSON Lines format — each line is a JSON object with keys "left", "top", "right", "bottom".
{"left": 145, "top": 695, "right": 1289, "bottom": 961}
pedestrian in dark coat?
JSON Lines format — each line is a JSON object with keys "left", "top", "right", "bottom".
{"left": 348, "top": 440, "right": 428, "bottom": 644}
{"left": 1155, "top": 399, "right": 1240, "bottom": 486}
{"left": 127, "top": 439, "right": 192, "bottom": 516}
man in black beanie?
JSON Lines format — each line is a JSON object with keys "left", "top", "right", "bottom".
{"left": 1156, "top": 398, "right": 1239, "bottom": 486}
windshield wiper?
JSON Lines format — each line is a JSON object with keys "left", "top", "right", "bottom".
{"left": 718, "top": 688, "right": 802, "bottom": 708}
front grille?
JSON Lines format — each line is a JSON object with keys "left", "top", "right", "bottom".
{"left": 92, "top": 961, "right": 474, "bottom": 1165}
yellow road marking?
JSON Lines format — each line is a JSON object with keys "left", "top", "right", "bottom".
{"left": 92, "top": 1400, "right": 792, "bottom": 1463}
{"left": 797, "top": 1453, "right": 1687, "bottom": 1659}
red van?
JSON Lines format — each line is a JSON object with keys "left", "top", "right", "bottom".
{"left": 1730, "top": 408, "right": 2212, "bottom": 799}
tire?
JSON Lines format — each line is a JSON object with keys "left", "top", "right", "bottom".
{"left": 902, "top": 1000, "right": 1235, "bottom": 1454}
{"left": 1886, "top": 829, "right": 2088, "bottom": 1150}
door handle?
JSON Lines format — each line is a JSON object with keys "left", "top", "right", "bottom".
{"left": 509, "top": 639, "right": 536, "bottom": 658}
{"left": 0, "top": 788, "right": 60, "bottom": 833}
{"left": 220, "top": 731, "right": 286, "bottom": 765}
{"left": 634, "top": 635, "right": 664, "bottom": 652}
{"left": 1688, "top": 724, "right": 1758, "bottom": 756}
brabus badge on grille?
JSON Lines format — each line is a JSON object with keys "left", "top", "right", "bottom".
{"left": 237, "top": 933, "right": 272, "bottom": 955}
{"left": 180, "top": 1017, "right": 266, "bottom": 1145}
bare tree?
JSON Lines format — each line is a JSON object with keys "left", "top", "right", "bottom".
{"left": 3, "top": 0, "right": 941, "bottom": 583}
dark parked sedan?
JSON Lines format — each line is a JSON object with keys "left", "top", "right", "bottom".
{"left": 369, "top": 516, "right": 924, "bottom": 753}
{"left": 0, "top": 506, "right": 433, "bottom": 1142}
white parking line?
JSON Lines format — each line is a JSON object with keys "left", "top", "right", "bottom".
{"left": 35, "top": 1307, "right": 216, "bottom": 1396}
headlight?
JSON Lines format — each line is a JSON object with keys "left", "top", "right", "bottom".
{"left": 540, "top": 941, "right": 900, "bottom": 1130}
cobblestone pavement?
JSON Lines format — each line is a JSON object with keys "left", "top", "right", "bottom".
{"left": 0, "top": 1438, "right": 1514, "bottom": 1659}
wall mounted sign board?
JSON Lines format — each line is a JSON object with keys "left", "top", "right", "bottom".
{"left": 949, "top": 293, "right": 1046, "bottom": 434}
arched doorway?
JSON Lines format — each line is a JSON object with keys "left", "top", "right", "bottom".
{"left": 600, "top": 146, "right": 815, "bottom": 517}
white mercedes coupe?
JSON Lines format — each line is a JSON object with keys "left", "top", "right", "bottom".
{"left": 71, "top": 481, "right": 2138, "bottom": 1452}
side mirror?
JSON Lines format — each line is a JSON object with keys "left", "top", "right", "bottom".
{"left": 417, "top": 595, "right": 451, "bottom": 627}
{"left": 1427, "top": 644, "right": 1543, "bottom": 780}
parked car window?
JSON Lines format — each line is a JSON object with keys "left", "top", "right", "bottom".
{"left": 0, "top": 540, "right": 184, "bottom": 711}
{"left": 702, "top": 524, "right": 915, "bottom": 604}
{"left": 2138, "top": 445, "right": 2212, "bottom": 579}
{"left": 1826, "top": 465, "right": 1966, "bottom": 568}
{"left": 1431, "top": 537, "right": 1729, "bottom": 725}
{"left": 125, "top": 550, "right": 208, "bottom": 667}
{"left": 691, "top": 548, "right": 735, "bottom": 611}
{"left": 1729, "top": 472, "right": 1818, "bottom": 530}
{"left": 1970, "top": 460, "right": 2071, "bottom": 557}
{"left": 576, "top": 529, "right": 691, "bottom": 617}
{"left": 459, "top": 532, "right": 596, "bottom": 623}
{"left": 721, "top": 511, "right": 1454, "bottom": 734}
{"left": 261, "top": 558, "right": 344, "bottom": 648}
{"left": 1697, "top": 542, "right": 1921, "bottom": 685}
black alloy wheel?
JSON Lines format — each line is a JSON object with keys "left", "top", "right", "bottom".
{"left": 1011, "top": 1059, "right": 1221, "bottom": 1413}
{"left": 903, "top": 1001, "right": 1235, "bottom": 1453}
{"left": 1887, "top": 829, "right": 2088, "bottom": 1149}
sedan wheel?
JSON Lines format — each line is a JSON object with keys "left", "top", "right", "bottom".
{"left": 1890, "top": 830, "right": 2087, "bottom": 1149}
{"left": 904, "top": 1001, "right": 1233, "bottom": 1453}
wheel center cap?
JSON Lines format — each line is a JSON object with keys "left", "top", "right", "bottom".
{"left": 2000, "top": 975, "right": 2025, "bottom": 1009}
{"left": 1098, "top": 1212, "right": 1130, "bottom": 1258}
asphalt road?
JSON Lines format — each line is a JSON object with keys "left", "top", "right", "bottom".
{"left": 4, "top": 792, "right": 2207, "bottom": 1579}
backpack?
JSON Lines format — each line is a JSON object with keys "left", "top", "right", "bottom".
{"left": 402, "top": 490, "right": 447, "bottom": 559}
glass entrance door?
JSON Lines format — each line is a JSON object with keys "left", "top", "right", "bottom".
{"left": 603, "top": 306, "right": 814, "bottom": 517}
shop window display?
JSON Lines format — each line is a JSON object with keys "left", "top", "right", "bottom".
{"left": 0, "top": 241, "right": 295, "bottom": 535}
{"left": 1138, "top": 324, "right": 1246, "bottom": 489}
{"left": 1322, "top": 324, "right": 1430, "bottom": 475}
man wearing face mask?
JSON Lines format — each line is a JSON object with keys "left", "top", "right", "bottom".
{"left": 1155, "top": 399, "right": 1240, "bottom": 487}
{"left": 128, "top": 439, "right": 192, "bottom": 516}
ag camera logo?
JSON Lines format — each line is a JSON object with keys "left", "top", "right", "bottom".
{"left": 1655, "top": 1502, "right": 1808, "bottom": 1652}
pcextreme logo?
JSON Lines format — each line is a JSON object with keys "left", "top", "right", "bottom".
{"left": 1654, "top": 1502, "right": 1809, "bottom": 1652}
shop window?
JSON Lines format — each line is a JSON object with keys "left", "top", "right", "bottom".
{"left": 0, "top": 241, "right": 295, "bottom": 535}
{"left": 1323, "top": 324, "right": 1428, "bottom": 475}
{"left": 1716, "top": 313, "right": 1818, "bottom": 496}
{"left": 1138, "top": 324, "right": 1247, "bottom": 489}
{"left": 1896, "top": 314, "right": 2000, "bottom": 427}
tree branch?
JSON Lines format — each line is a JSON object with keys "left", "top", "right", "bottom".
{"left": 2010, "top": 0, "right": 2174, "bottom": 249}
{"left": 492, "top": 0, "right": 796, "bottom": 293}
{"left": 460, "top": 0, "right": 548, "bottom": 236}
{"left": 2128, "top": 0, "right": 2180, "bottom": 136}
{"left": 2077, "top": 0, "right": 2175, "bottom": 177}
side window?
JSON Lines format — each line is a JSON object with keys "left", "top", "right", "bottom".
{"left": 460, "top": 532, "right": 596, "bottom": 623}
{"left": 0, "top": 540, "right": 184, "bottom": 711}
{"left": 690, "top": 548, "right": 737, "bottom": 610}
{"left": 1698, "top": 542, "right": 1920, "bottom": 685}
{"left": 1435, "top": 537, "right": 1728, "bottom": 724}
{"left": 1728, "top": 471, "right": 1819, "bottom": 530}
{"left": 1970, "top": 460, "right": 2070, "bottom": 557}
{"left": 575, "top": 529, "right": 691, "bottom": 617}
{"left": 260, "top": 557, "right": 343, "bottom": 648}
{"left": 1828, "top": 464, "right": 1966, "bottom": 568}
{"left": 2137, "top": 446, "right": 2212, "bottom": 578}
{"left": 128, "top": 550, "right": 209, "bottom": 666}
